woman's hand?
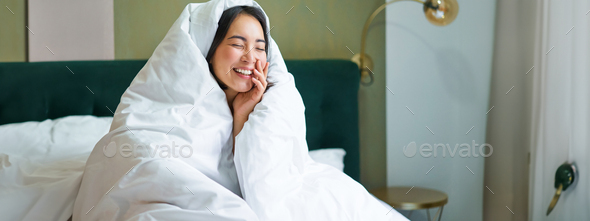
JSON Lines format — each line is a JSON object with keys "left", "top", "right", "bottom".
{"left": 232, "top": 60, "right": 269, "bottom": 153}
{"left": 232, "top": 60, "right": 269, "bottom": 120}
{"left": 232, "top": 60, "right": 268, "bottom": 154}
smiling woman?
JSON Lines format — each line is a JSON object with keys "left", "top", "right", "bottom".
{"left": 206, "top": 6, "right": 277, "bottom": 152}
{"left": 206, "top": 6, "right": 274, "bottom": 101}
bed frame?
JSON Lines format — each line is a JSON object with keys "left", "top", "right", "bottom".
{"left": 0, "top": 59, "right": 361, "bottom": 181}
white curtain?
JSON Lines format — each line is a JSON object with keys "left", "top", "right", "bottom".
{"left": 529, "top": 0, "right": 590, "bottom": 220}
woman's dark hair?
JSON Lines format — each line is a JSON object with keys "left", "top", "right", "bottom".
{"left": 206, "top": 6, "right": 274, "bottom": 92}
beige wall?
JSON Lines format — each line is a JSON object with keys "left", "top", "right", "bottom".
{"left": 114, "top": 0, "right": 196, "bottom": 59}
{"left": 0, "top": 0, "right": 26, "bottom": 62}
{"left": 115, "top": 0, "right": 387, "bottom": 189}
{"left": 1, "top": 0, "right": 387, "bottom": 189}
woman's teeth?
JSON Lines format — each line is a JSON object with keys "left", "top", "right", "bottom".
{"left": 234, "top": 68, "right": 252, "bottom": 75}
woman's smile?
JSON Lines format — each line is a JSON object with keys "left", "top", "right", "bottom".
{"left": 233, "top": 67, "right": 253, "bottom": 79}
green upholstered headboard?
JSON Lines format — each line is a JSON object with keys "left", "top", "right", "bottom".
{"left": 0, "top": 60, "right": 361, "bottom": 181}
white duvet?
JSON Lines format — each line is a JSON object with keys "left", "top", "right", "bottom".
{"left": 0, "top": 116, "right": 113, "bottom": 221}
{"left": 0, "top": 116, "right": 380, "bottom": 221}
{"left": 3, "top": 0, "right": 408, "bottom": 220}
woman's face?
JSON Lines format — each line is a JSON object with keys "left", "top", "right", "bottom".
{"left": 211, "top": 14, "right": 267, "bottom": 93}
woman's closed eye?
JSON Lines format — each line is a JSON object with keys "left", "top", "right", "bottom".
{"left": 232, "top": 44, "right": 264, "bottom": 52}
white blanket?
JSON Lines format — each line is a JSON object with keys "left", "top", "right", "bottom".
{"left": 72, "top": 0, "right": 408, "bottom": 220}
{"left": 0, "top": 116, "right": 113, "bottom": 221}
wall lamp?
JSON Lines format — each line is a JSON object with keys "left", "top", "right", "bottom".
{"left": 352, "top": 0, "right": 459, "bottom": 86}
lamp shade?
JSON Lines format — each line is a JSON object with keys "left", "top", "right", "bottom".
{"left": 423, "top": 0, "right": 459, "bottom": 26}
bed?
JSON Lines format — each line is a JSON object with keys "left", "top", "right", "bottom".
{"left": 0, "top": 59, "right": 364, "bottom": 220}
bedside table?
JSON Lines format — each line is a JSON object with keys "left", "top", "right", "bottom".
{"left": 370, "top": 186, "right": 448, "bottom": 221}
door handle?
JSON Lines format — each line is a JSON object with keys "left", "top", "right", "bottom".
{"left": 546, "top": 163, "right": 578, "bottom": 216}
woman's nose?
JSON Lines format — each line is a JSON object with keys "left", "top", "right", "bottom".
{"left": 241, "top": 47, "right": 256, "bottom": 63}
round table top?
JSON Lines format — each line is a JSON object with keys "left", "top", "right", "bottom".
{"left": 370, "top": 186, "right": 448, "bottom": 210}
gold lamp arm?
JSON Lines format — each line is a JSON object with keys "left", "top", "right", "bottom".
{"left": 353, "top": 0, "right": 459, "bottom": 86}
{"left": 354, "top": 0, "right": 425, "bottom": 86}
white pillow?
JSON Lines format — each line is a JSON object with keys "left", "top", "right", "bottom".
{"left": 308, "top": 148, "right": 346, "bottom": 171}
{"left": 0, "top": 115, "right": 113, "bottom": 162}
